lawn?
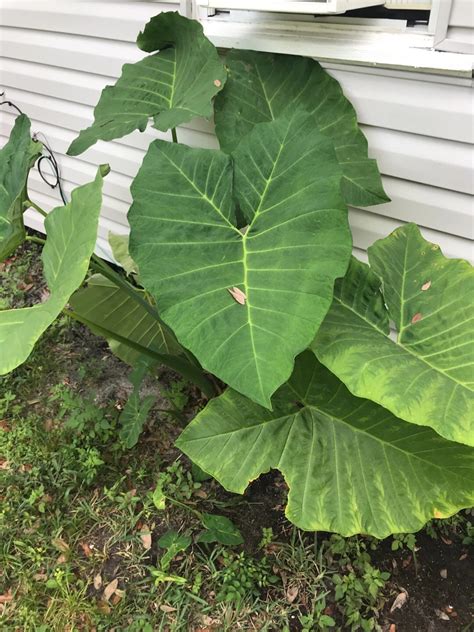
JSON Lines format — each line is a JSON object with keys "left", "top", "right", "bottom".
{"left": 0, "top": 240, "right": 472, "bottom": 631}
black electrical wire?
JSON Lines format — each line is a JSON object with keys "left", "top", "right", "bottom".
{"left": 0, "top": 91, "right": 23, "bottom": 115}
{"left": 0, "top": 91, "right": 68, "bottom": 205}
{"left": 32, "top": 132, "right": 68, "bottom": 205}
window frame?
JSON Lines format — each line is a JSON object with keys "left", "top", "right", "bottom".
{"left": 185, "top": 0, "right": 473, "bottom": 77}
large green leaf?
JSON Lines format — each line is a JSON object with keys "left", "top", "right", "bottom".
{"left": 177, "top": 351, "right": 474, "bottom": 538}
{"left": 0, "top": 166, "right": 107, "bottom": 375}
{"left": 67, "top": 12, "right": 227, "bottom": 156}
{"left": 0, "top": 114, "right": 42, "bottom": 260}
{"left": 129, "top": 110, "right": 351, "bottom": 408}
{"left": 70, "top": 274, "right": 181, "bottom": 365}
{"left": 214, "top": 50, "right": 389, "bottom": 207}
{"left": 313, "top": 224, "right": 474, "bottom": 447}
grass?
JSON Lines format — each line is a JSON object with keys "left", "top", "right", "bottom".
{"left": 0, "top": 241, "right": 472, "bottom": 631}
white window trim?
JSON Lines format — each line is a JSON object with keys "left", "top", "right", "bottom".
{"left": 184, "top": 0, "right": 473, "bottom": 77}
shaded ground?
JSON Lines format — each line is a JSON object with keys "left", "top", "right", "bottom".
{"left": 0, "top": 239, "right": 472, "bottom": 631}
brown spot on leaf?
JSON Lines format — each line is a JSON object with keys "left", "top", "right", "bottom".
{"left": 213, "top": 79, "right": 222, "bottom": 87}
{"left": 228, "top": 287, "right": 247, "bottom": 305}
{"left": 421, "top": 281, "right": 431, "bottom": 291}
{"left": 411, "top": 312, "right": 423, "bottom": 324}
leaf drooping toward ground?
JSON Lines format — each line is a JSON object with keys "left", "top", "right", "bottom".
{"left": 0, "top": 114, "right": 42, "bottom": 260}
{"left": 313, "top": 224, "right": 474, "bottom": 446}
{"left": 178, "top": 351, "right": 474, "bottom": 538}
{"left": 0, "top": 166, "right": 108, "bottom": 375}
{"left": 129, "top": 110, "right": 351, "bottom": 408}
{"left": 214, "top": 50, "right": 389, "bottom": 207}
{"left": 70, "top": 274, "right": 182, "bottom": 366}
{"left": 67, "top": 12, "right": 227, "bottom": 155}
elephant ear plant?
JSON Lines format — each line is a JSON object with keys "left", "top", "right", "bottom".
{"left": 1, "top": 12, "right": 473, "bottom": 538}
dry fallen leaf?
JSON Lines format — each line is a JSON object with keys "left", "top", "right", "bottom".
{"left": 103, "top": 578, "right": 119, "bottom": 602}
{"left": 93, "top": 573, "right": 102, "bottom": 590}
{"left": 286, "top": 585, "right": 299, "bottom": 604}
{"left": 140, "top": 525, "right": 152, "bottom": 551}
{"left": 160, "top": 604, "right": 177, "bottom": 613}
{"left": 80, "top": 542, "right": 93, "bottom": 558}
{"left": 33, "top": 573, "right": 47, "bottom": 581}
{"left": 440, "top": 568, "right": 448, "bottom": 579}
{"left": 440, "top": 536, "right": 452, "bottom": 545}
{"left": 111, "top": 591, "right": 123, "bottom": 605}
{"left": 390, "top": 590, "right": 408, "bottom": 613}
{"left": 459, "top": 553, "right": 468, "bottom": 561}
{"left": 435, "top": 608, "right": 450, "bottom": 621}
{"left": 56, "top": 553, "right": 67, "bottom": 564}
{"left": 389, "top": 625, "right": 397, "bottom": 632}
{"left": 96, "top": 600, "right": 111, "bottom": 615}
{"left": 0, "top": 590, "right": 13, "bottom": 604}
{"left": 51, "top": 537, "right": 69, "bottom": 552}
{"left": 227, "top": 286, "right": 247, "bottom": 305}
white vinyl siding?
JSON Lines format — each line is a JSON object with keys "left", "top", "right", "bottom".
{"left": 435, "top": 0, "right": 474, "bottom": 54}
{"left": 0, "top": 0, "right": 472, "bottom": 262}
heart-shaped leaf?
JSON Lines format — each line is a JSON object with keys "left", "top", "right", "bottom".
{"left": 129, "top": 110, "right": 351, "bottom": 407}
{"left": 0, "top": 166, "right": 107, "bottom": 374}
{"left": 177, "top": 352, "right": 474, "bottom": 538}
{"left": 67, "top": 12, "right": 227, "bottom": 156}
{"left": 119, "top": 358, "right": 156, "bottom": 448}
{"left": 158, "top": 530, "right": 192, "bottom": 570}
{"left": 0, "top": 114, "right": 42, "bottom": 260}
{"left": 313, "top": 224, "right": 474, "bottom": 447}
{"left": 198, "top": 513, "right": 243, "bottom": 545}
{"left": 214, "top": 50, "right": 388, "bottom": 207}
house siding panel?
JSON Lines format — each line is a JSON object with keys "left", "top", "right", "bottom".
{"left": 0, "top": 0, "right": 472, "bottom": 263}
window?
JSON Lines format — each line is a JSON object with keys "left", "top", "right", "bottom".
{"left": 189, "top": 0, "right": 473, "bottom": 76}
{"left": 197, "top": 1, "right": 386, "bottom": 15}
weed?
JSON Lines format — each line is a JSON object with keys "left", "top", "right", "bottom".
{"left": 213, "top": 549, "right": 279, "bottom": 604}
{"left": 391, "top": 533, "right": 417, "bottom": 552}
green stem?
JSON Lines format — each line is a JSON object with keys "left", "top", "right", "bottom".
{"left": 171, "top": 128, "right": 178, "bottom": 143}
{"left": 91, "top": 254, "right": 201, "bottom": 370}
{"left": 90, "top": 254, "right": 161, "bottom": 322}
{"left": 25, "top": 235, "right": 46, "bottom": 245}
{"left": 165, "top": 495, "right": 202, "bottom": 519}
{"left": 25, "top": 199, "right": 48, "bottom": 218}
{"left": 64, "top": 308, "right": 216, "bottom": 399}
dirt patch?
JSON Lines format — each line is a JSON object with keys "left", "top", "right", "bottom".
{"left": 376, "top": 533, "right": 473, "bottom": 630}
